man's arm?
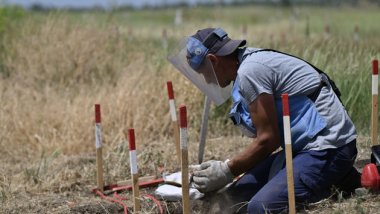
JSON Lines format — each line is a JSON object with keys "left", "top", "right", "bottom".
{"left": 228, "top": 93, "right": 281, "bottom": 176}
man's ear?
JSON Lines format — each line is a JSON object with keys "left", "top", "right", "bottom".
{"left": 207, "top": 54, "right": 218, "bottom": 66}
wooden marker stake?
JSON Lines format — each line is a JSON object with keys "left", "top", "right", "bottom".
{"left": 162, "top": 28, "right": 168, "bottom": 49}
{"left": 281, "top": 94, "right": 296, "bottom": 214}
{"left": 372, "top": 59, "right": 379, "bottom": 146}
{"left": 241, "top": 24, "right": 247, "bottom": 40}
{"left": 94, "top": 104, "right": 104, "bottom": 192}
{"left": 179, "top": 105, "right": 190, "bottom": 214}
{"left": 354, "top": 25, "right": 360, "bottom": 42}
{"left": 127, "top": 129, "right": 141, "bottom": 213}
{"left": 324, "top": 24, "right": 330, "bottom": 39}
{"left": 167, "top": 81, "right": 181, "bottom": 162}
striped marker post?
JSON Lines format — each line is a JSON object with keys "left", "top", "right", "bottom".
{"left": 127, "top": 129, "right": 141, "bottom": 212}
{"left": 179, "top": 105, "right": 190, "bottom": 214}
{"left": 94, "top": 104, "right": 104, "bottom": 192}
{"left": 167, "top": 81, "right": 181, "bottom": 162}
{"left": 372, "top": 59, "right": 379, "bottom": 146}
{"left": 282, "top": 94, "right": 296, "bottom": 214}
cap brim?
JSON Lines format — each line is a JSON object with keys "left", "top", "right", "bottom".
{"left": 215, "top": 39, "right": 246, "bottom": 56}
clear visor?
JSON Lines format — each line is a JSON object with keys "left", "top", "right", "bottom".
{"left": 167, "top": 37, "right": 231, "bottom": 106}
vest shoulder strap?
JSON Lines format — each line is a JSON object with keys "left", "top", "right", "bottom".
{"left": 245, "top": 48, "right": 342, "bottom": 103}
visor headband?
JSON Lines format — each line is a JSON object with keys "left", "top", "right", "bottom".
{"left": 186, "top": 37, "right": 208, "bottom": 70}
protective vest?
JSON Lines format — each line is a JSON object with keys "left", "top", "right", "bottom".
{"left": 229, "top": 49, "right": 331, "bottom": 152}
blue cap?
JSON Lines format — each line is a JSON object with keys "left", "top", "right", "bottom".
{"left": 187, "top": 27, "right": 246, "bottom": 71}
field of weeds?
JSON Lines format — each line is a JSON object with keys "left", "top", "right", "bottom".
{"left": 1, "top": 3, "right": 380, "bottom": 213}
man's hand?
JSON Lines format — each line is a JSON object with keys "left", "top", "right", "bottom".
{"left": 192, "top": 160, "right": 234, "bottom": 193}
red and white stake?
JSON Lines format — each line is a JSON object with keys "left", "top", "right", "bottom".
{"left": 372, "top": 59, "right": 379, "bottom": 146}
{"left": 282, "top": 94, "right": 296, "bottom": 214}
{"left": 167, "top": 81, "right": 181, "bottom": 162}
{"left": 95, "top": 104, "right": 104, "bottom": 192}
{"left": 127, "top": 129, "right": 141, "bottom": 212}
{"left": 179, "top": 105, "right": 190, "bottom": 214}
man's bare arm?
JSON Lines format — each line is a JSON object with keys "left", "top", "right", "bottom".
{"left": 228, "top": 93, "right": 281, "bottom": 176}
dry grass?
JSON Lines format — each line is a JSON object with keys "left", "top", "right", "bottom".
{"left": 1, "top": 4, "right": 380, "bottom": 213}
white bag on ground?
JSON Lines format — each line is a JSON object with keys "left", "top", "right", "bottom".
{"left": 154, "top": 171, "right": 204, "bottom": 201}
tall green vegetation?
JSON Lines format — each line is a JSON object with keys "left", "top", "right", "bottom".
{"left": 0, "top": 6, "right": 25, "bottom": 77}
{"left": 0, "top": 6, "right": 24, "bottom": 33}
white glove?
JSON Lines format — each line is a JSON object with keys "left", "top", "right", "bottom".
{"left": 192, "top": 160, "right": 234, "bottom": 193}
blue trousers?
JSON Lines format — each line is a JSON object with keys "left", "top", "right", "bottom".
{"left": 226, "top": 141, "right": 357, "bottom": 214}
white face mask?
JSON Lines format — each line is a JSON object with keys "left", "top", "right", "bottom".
{"left": 168, "top": 37, "right": 231, "bottom": 106}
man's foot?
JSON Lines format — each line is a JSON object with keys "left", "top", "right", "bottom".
{"left": 335, "top": 167, "right": 361, "bottom": 195}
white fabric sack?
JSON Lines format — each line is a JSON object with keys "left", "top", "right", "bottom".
{"left": 154, "top": 171, "right": 204, "bottom": 201}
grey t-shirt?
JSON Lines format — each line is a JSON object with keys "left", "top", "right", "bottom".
{"left": 237, "top": 47, "right": 357, "bottom": 151}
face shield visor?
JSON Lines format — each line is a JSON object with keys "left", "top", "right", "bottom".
{"left": 167, "top": 37, "right": 231, "bottom": 106}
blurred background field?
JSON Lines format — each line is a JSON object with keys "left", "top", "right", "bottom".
{"left": 0, "top": 1, "right": 380, "bottom": 213}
